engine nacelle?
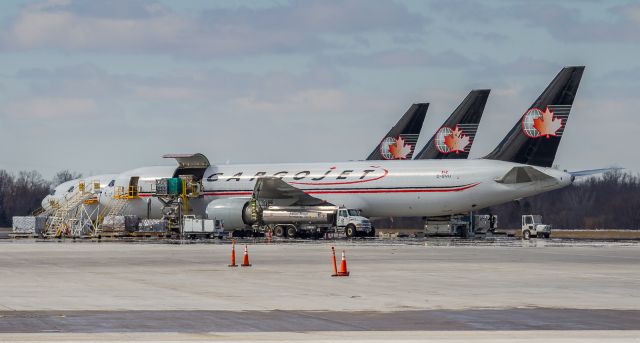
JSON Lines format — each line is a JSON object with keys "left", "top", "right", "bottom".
{"left": 205, "top": 197, "right": 254, "bottom": 230}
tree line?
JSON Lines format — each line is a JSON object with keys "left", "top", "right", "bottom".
{"left": 0, "top": 170, "right": 81, "bottom": 227}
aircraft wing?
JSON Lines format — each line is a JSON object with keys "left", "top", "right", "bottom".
{"left": 495, "top": 166, "right": 555, "bottom": 184}
{"left": 253, "top": 177, "right": 333, "bottom": 207}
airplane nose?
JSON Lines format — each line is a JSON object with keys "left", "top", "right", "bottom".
{"left": 41, "top": 195, "right": 51, "bottom": 209}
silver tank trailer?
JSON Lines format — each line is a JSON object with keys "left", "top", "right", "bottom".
{"left": 261, "top": 206, "right": 337, "bottom": 225}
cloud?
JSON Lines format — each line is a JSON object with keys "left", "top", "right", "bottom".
{"left": 8, "top": 62, "right": 349, "bottom": 102}
{"left": 428, "top": 0, "right": 640, "bottom": 44}
{"left": 323, "top": 49, "right": 473, "bottom": 68}
{"left": 428, "top": 0, "right": 498, "bottom": 23}
{"left": 471, "top": 57, "right": 563, "bottom": 78}
{"left": 3, "top": 97, "right": 98, "bottom": 119}
{"left": 232, "top": 89, "right": 351, "bottom": 115}
{"left": 510, "top": 2, "right": 640, "bottom": 43}
{"left": 0, "top": 62, "right": 357, "bottom": 126}
{"left": 0, "top": 0, "right": 427, "bottom": 58}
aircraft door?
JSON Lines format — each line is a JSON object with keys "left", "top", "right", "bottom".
{"left": 129, "top": 176, "right": 140, "bottom": 197}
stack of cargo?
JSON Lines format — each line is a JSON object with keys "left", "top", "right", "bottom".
{"left": 12, "top": 216, "right": 47, "bottom": 236}
{"left": 156, "top": 179, "right": 168, "bottom": 195}
{"left": 167, "top": 178, "right": 182, "bottom": 195}
{"left": 124, "top": 215, "right": 139, "bottom": 232}
{"left": 155, "top": 178, "right": 182, "bottom": 196}
{"left": 101, "top": 215, "right": 126, "bottom": 232}
{"left": 138, "top": 219, "right": 168, "bottom": 233}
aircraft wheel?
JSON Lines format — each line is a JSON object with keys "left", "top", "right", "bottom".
{"left": 523, "top": 230, "right": 531, "bottom": 240}
{"left": 273, "top": 225, "right": 285, "bottom": 238}
{"left": 543, "top": 232, "right": 550, "bottom": 239}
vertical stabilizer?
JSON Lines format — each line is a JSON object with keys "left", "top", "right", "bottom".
{"left": 483, "top": 66, "right": 584, "bottom": 167}
{"left": 367, "top": 103, "right": 428, "bottom": 160}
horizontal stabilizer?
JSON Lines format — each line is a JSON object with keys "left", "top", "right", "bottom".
{"left": 569, "top": 167, "right": 623, "bottom": 177}
{"left": 253, "top": 177, "right": 331, "bottom": 207}
{"left": 495, "top": 166, "right": 555, "bottom": 184}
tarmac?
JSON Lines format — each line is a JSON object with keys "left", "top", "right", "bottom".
{"left": 0, "top": 239, "right": 638, "bottom": 341}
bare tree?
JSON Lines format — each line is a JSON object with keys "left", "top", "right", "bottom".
{"left": 52, "top": 170, "right": 83, "bottom": 187}
{"left": 0, "top": 170, "right": 13, "bottom": 227}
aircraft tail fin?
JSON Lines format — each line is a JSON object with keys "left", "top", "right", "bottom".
{"left": 367, "top": 103, "right": 428, "bottom": 160}
{"left": 483, "top": 66, "right": 584, "bottom": 167}
{"left": 414, "top": 89, "right": 489, "bottom": 159}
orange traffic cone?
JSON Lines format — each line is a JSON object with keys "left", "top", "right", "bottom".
{"left": 228, "top": 240, "right": 238, "bottom": 267}
{"left": 331, "top": 246, "right": 338, "bottom": 276}
{"left": 331, "top": 247, "right": 349, "bottom": 277}
{"left": 241, "top": 245, "right": 252, "bottom": 267}
{"left": 337, "top": 250, "right": 350, "bottom": 276}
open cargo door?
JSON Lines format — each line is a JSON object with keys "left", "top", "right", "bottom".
{"left": 163, "top": 153, "right": 211, "bottom": 181}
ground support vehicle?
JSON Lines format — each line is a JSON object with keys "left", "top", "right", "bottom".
{"left": 182, "top": 215, "right": 225, "bottom": 239}
{"left": 521, "top": 215, "right": 552, "bottom": 239}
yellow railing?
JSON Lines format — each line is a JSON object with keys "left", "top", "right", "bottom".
{"left": 114, "top": 186, "right": 140, "bottom": 199}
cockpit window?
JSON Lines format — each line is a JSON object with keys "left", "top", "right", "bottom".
{"left": 67, "top": 185, "right": 75, "bottom": 193}
{"left": 108, "top": 180, "right": 115, "bottom": 187}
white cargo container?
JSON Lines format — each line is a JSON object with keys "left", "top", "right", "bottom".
{"left": 182, "top": 215, "right": 224, "bottom": 239}
{"left": 138, "top": 219, "right": 168, "bottom": 233}
{"left": 12, "top": 216, "right": 47, "bottom": 235}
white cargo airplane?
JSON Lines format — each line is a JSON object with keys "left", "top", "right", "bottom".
{"left": 96, "top": 67, "right": 585, "bottom": 230}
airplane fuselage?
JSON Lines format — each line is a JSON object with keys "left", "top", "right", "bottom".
{"left": 101, "top": 159, "right": 572, "bottom": 221}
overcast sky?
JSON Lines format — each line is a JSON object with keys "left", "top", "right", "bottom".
{"left": 0, "top": 0, "right": 638, "bottom": 178}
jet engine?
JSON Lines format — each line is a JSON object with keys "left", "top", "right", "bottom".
{"left": 205, "top": 197, "right": 255, "bottom": 229}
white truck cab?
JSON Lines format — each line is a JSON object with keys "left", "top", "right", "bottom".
{"left": 336, "top": 207, "right": 373, "bottom": 237}
{"left": 521, "top": 214, "right": 551, "bottom": 240}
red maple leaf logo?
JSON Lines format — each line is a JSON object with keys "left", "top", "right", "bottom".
{"left": 443, "top": 126, "right": 470, "bottom": 154}
{"left": 532, "top": 107, "right": 563, "bottom": 138}
{"left": 388, "top": 136, "right": 413, "bottom": 159}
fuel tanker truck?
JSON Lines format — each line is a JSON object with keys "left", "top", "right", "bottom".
{"left": 206, "top": 198, "right": 373, "bottom": 238}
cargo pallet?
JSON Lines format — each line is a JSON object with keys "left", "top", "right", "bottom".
{"left": 130, "top": 232, "right": 172, "bottom": 239}
{"left": 93, "top": 232, "right": 128, "bottom": 239}
{"left": 8, "top": 233, "right": 39, "bottom": 239}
